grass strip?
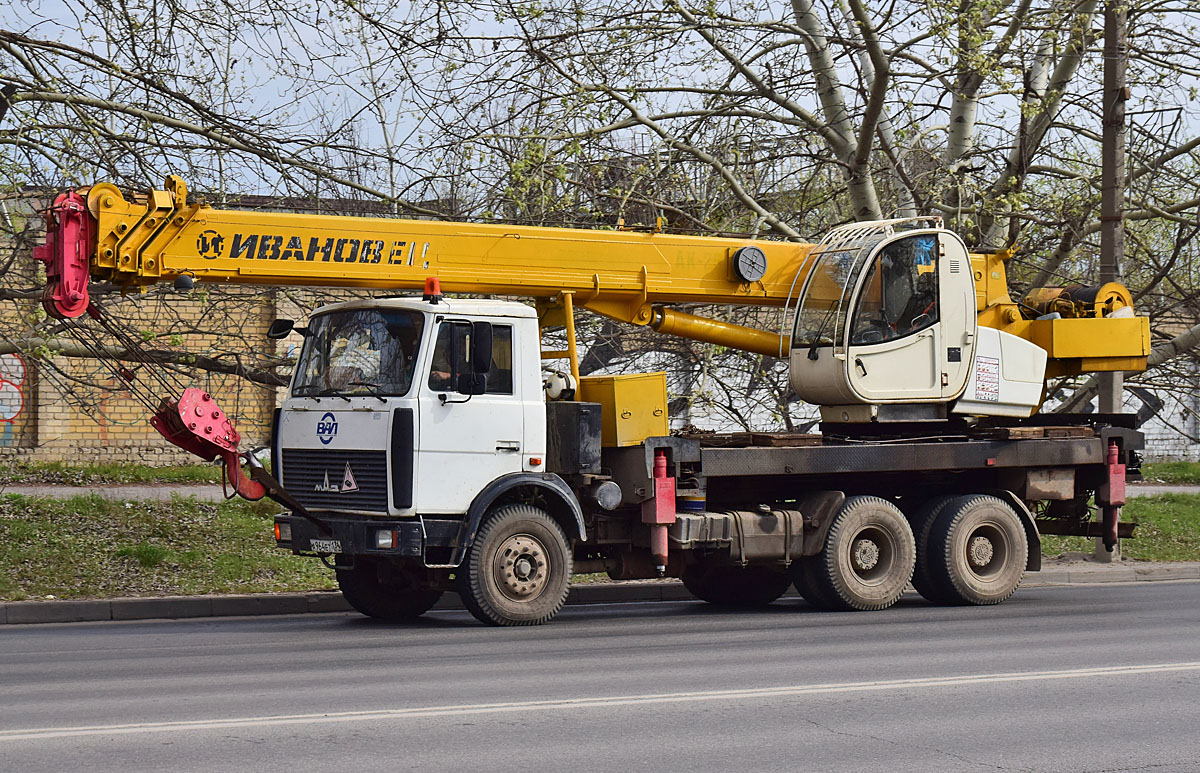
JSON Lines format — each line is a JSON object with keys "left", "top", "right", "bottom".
{"left": 0, "top": 494, "right": 333, "bottom": 601}
{"left": 1040, "top": 493, "right": 1200, "bottom": 562}
{"left": 0, "top": 461, "right": 222, "bottom": 485}
{"left": 1141, "top": 461, "right": 1200, "bottom": 485}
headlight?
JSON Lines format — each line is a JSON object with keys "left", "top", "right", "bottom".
{"left": 375, "top": 529, "right": 397, "bottom": 549}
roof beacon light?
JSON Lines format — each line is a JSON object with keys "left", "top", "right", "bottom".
{"left": 423, "top": 277, "right": 442, "bottom": 304}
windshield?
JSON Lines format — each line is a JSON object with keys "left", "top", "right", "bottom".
{"left": 850, "top": 234, "right": 939, "bottom": 345}
{"left": 792, "top": 244, "right": 872, "bottom": 349}
{"left": 292, "top": 309, "right": 426, "bottom": 397}
{"left": 792, "top": 232, "right": 937, "bottom": 349}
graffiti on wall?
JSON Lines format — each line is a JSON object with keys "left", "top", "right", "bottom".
{"left": 0, "top": 354, "right": 27, "bottom": 446}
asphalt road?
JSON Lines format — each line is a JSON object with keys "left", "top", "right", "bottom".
{"left": 2, "top": 582, "right": 1198, "bottom": 773}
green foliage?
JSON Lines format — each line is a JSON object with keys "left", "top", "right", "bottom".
{"left": 0, "top": 494, "right": 335, "bottom": 601}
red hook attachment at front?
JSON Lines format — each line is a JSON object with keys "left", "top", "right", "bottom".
{"left": 33, "top": 190, "right": 94, "bottom": 320}
{"left": 149, "top": 387, "right": 266, "bottom": 501}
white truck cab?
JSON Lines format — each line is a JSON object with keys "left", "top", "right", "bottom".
{"left": 274, "top": 297, "right": 546, "bottom": 518}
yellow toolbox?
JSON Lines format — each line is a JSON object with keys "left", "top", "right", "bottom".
{"left": 579, "top": 372, "right": 669, "bottom": 447}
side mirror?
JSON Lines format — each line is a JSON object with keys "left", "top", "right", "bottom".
{"left": 471, "top": 321, "right": 492, "bottom": 375}
{"left": 456, "top": 373, "right": 487, "bottom": 395}
{"left": 267, "top": 319, "right": 307, "bottom": 339}
{"left": 267, "top": 319, "right": 294, "bottom": 339}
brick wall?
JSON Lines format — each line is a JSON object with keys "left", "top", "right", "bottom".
{"left": 0, "top": 265, "right": 382, "bottom": 465}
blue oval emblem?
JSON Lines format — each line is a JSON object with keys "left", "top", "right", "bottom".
{"left": 316, "top": 412, "right": 338, "bottom": 445}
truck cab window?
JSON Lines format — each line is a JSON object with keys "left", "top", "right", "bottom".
{"left": 428, "top": 322, "right": 471, "bottom": 391}
{"left": 850, "top": 234, "right": 939, "bottom": 345}
{"left": 428, "top": 322, "right": 514, "bottom": 394}
{"left": 485, "top": 326, "right": 513, "bottom": 395}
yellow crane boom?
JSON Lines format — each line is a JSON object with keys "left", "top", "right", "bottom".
{"left": 36, "top": 176, "right": 1149, "bottom": 377}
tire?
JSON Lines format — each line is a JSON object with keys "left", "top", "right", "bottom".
{"left": 337, "top": 560, "right": 443, "bottom": 621}
{"left": 791, "top": 556, "right": 840, "bottom": 610}
{"left": 456, "top": 504, "right": 572, "bottom": 626}
{"left": 925, "top": 494, "right": 1027, "bottom": 606}
{"left": 801, "top": 495, "right": 916, "bottom": 611}
{"left": 909, "top": 494, "right": 960, "bottom": 603}
{"left": 682, "top": 564, "right": 791, "bottom": 607}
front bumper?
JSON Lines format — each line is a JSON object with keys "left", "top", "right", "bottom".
{"left": 274, "top": 514, "right": 468, "bottom": 560}
{"left": 276, "top": 514, "right": 424, "bottom": 557}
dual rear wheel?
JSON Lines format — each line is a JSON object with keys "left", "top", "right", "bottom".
{"left": 913, "top": 494, "right": 1028, "bottom": 606}
{"left": 789, "top": 493, "right": 1027, "bottom": 611}
{"left": 792, "top": 496, "right": 916, "bottom": 611}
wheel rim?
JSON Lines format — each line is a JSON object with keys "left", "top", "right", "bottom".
{"left": 846, "top": 526, "right": 896, "bottom": 586}
{"left": 962, "top": 520, "right": 1010, "bottom": 582}
{"left": 492, "top": 532, "right": 550, "bottom": 602}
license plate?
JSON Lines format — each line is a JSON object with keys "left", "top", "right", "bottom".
{"left": 310, "top": 538, "right": 342, "bottom": 554}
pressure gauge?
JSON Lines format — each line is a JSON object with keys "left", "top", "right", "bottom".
{"left": 732, "top": 245, "right": 767, "bottom": 282}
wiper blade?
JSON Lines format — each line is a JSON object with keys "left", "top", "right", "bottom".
{"left": 345, "top": 381, "right": 389, "bottom": 404}
{"left": 806, "top": 304, "right": 840, "bottom": 360}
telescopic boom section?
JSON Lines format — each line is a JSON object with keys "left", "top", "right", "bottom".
{"left": 36, "top": 176, "right": 813, "bottom": 354}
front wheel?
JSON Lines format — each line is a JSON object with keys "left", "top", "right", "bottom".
{"left": 337, "top": 560, "right": 443, "bottom": 621}
{"left": 457, "top": 504, "right": 572, "bottom": 626}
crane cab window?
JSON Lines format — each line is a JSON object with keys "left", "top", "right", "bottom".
{"left": 427, "top": 321, "right": 514, "bottom": 395}
{"left": 850, "top": 234, "right": 939, "bottom": 345}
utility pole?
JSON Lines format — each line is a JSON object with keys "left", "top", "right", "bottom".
{"left": 1098, "top": 2, "right": 1126, "bottom": 415}
{"left": 1096, "top": 2, "right": 1127, "bottom": 562}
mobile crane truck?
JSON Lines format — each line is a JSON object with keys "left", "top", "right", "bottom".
{"left": 34, "top": 176, "right": 1151, "bottom": 625}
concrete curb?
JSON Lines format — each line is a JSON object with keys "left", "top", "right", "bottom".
{"left": 2, "top": 563, "right": 1197, "bottom": 625}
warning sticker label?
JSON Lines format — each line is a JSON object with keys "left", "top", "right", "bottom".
{"left": 975, "top": 356, "right": 1000, "bottom": 402}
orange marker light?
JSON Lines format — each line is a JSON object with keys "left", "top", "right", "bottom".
{"left": 529, "top": 457, "right": 542, "bottom": 466}
{"left": 423, "top": 277, "right": 442, "bottom": 303}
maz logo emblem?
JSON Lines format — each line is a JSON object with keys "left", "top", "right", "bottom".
{"left": 315, "top": 463, "right": 359, "bottom": 493}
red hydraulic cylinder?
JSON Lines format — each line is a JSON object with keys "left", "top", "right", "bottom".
{"left": 641, "top": 450, "right": 677, "bottom": 575}
{"left": 1097, "top": 440, "right": 1126, "bottom": 552}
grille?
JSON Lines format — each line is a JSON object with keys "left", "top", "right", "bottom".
{"left": 281, "top": 448, "right": 390, "bottom": 513}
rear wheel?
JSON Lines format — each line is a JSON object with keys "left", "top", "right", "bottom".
{"left": 456, "top": 504, "right": 572, "bottom": 626}
{"left": 337, "top": 560, "right": 442, "bottom": 621}
{"left": 909, "top": 494, "right": 960, "bottom": 603}
{"left": 925, "top": 495, "right": 1027, "bottom": 605}
{"left": 682, "top": 564, "right": 791, "bottom": 607}
{"left": 798, "top": 496, "right": 915, "bottom": 611}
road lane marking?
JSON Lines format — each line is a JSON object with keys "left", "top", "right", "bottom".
{"left": 3, "top": 661, "right": 1198, "bottom": 741}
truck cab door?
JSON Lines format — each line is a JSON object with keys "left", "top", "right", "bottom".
{"left": 414, "top": 319, "right": 524, "bottom": 514}
{"left": 844, "top": 231, "right": 976, "bottom": 403}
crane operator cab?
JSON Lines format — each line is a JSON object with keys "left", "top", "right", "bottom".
{"left": 790, "top": 219, "right": 1047, "bottom": 422}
